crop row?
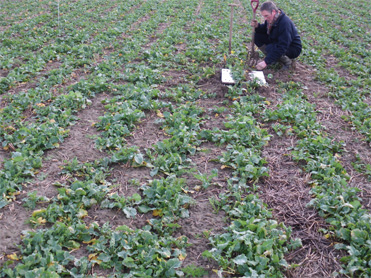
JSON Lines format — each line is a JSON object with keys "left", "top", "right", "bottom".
{"left": 263, "top": 81, "right": 371, "bottom": 276}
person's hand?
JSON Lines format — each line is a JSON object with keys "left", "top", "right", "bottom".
{"left": 251, "top": 20, "right": 258, "bottom": 28}
{"left": 256, "top": 60, "right": 267, "bottom": 70}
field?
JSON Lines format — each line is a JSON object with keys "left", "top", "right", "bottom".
{"left": 0, "top": 0, "right": 370, "bottom": 277}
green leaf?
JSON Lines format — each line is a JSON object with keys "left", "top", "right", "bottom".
{"left": 272, "top": 254, "right": 280, "bottom": 263}
{"left": 165, "top": 258, "right": 181, "bottom": 269}
{"left": 131, "top": 193, "right": 142, "bottom": 203}
{"left": 116, "top": 225, "right": 132, "bottom": 232}
{"left": 123, "top": 257, "right": 136, "bottom": 268}
{"left": 337, "top": 228, "right": 351, "bottom": 241}
{"left": 75, "top": 188, "right": 87, "bottom": 196}
{"left": 138, "top": 205, "right": 152, "bottom": 213}
{"left": 65, "top": 240, "right": 80, "bottom": 250}
{"left": 123, "top": 207, "right": 137, "bottom": 218}
{"left": 12, "top": 152, "right": 24, "bottom": 162}
{"left": 98, "top": 253, "right": 112, "bottom": 263}
{"left": 158, "top": 248, "right": 171, "bottom": 258}
{"left": 77, "top": 208, "right": 88, "bottom": 219}
{"left": 134, "top": 153, "right": 144, "bottom": 165}
{"left": 0, "top": 199, "right": 9, "bottom": 209}
{"left": 233, "top": 254, "right": 247, "bottom": 265}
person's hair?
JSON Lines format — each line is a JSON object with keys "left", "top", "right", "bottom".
{"left": 260, "top": 1, "right": 279, "bottom": 13}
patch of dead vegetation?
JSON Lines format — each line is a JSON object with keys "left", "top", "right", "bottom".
{"left": 260, "top": 132, "right": 345, "bottom": 277}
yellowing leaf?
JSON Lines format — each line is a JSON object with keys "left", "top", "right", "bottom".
{"left": 343, "top": 203, "right": 354, "bottom": 209}
{"left": 223, "top": 54, "right": 227, "bottom": 62}
{"left": 36, "top": 217, "right": 47, "bottom": 225}
{"left": 221, "top": 165, "right": 231, "bottom": 169}
{"left": 181, "top": 187, "right": 194, "bottom": 194}
{"left": 88, "top": 253, "right": 102, "bottom": 265}
{"left": 7, "top": 253, "right": 20, "bottom": 261}
{"left": 32, "top": 209, "right": 46, "bottom": 217}
{"left": 156, "top": 110, "right": 164, "bottom": 118}
{"left": 83, "top": 238, "right": 97, "bottom": 245}
{"left": 77, "top": 208, "right": 88, "bottom": 219}
{"left": 179, "top": 253, "right": 186, "bottom": 261}
{"left": 67, "top": 240, "right": 80, "bottom": 250}
{"left": 9, "top": 191, "right": 20, "bottom": 197}
{"left": 152, "top": 209, "right": 163, "bottom": 217}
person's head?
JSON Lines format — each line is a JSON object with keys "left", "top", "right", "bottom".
{"left": 260, "top": 1, "right": 279, "bottom": 24}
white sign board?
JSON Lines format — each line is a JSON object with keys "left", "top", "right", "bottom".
{"left": 221, "top": 69, "right": 235, "bottom": 85}
{"left": 249, "top": 71, "right": 267, "bottom": 86}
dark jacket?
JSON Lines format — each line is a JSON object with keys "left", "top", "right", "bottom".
{"left": 255, "top": 10, "right": 302, "bottom": 65}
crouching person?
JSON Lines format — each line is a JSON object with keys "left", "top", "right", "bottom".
{"left": 251, "top": 1, "right": 302, "bottom": 70}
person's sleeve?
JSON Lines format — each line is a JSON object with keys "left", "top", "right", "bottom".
{"left": 264, "top": 20, "right": 293, "bottom": 65}
{"left": 255, "top": 21, "right": 267, "bottom": 34}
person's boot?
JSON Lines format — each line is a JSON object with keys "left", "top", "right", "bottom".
{"left": 291, "top": 59, "right": 297, "bottom": 70}
{"left": 279, "top": 55, "right": 292, "bottom": 70}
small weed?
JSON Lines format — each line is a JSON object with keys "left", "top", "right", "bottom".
{"left": 351, "top": 154, "right": 371, "bottom": 180}
{"left": 212, "top": 106, "right": 227, "bottom": 114}
{"left": 22, "top": 191, "right": 50, "bottom": 210}
{"left": 129, "top": 178, "right": 141, "bottom": 186}
{"left": 193, "top": 169, "right": 218, "bottom": 189}
{"left": 202, "top": 230, "right": 211, "bottom": 238}
{"left": 209, "top": 196, "right": 221, "bottom": 214}
{"left": 181, "top": 264, "right": 208, "bottom": 278}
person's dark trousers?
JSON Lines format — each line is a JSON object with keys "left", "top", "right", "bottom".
{"left": 255, "top": 32, "right": 301, "bottom": 59}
